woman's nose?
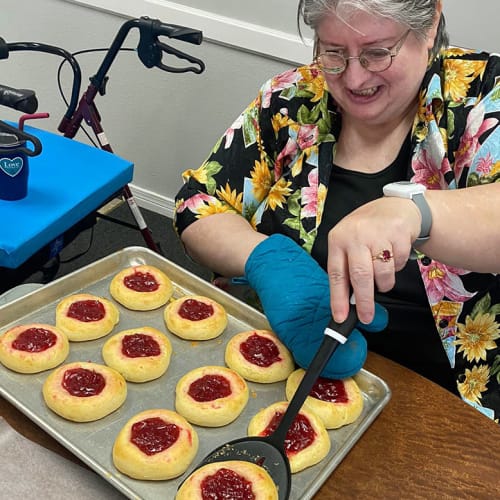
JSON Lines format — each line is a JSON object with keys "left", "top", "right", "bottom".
{"left": 340, "top": 58, "right": 372, "bottom": 87}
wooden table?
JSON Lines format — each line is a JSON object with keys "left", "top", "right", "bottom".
{"left": 2, "top": 351, "right": 499, "bottom": 498}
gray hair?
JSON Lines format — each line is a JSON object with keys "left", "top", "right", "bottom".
{"left": 297, "top": 0, "right": 449, "bottom": 59}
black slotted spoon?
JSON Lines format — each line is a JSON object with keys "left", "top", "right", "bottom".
{"left": 180, "top": 304, "right": 359, "bottom": 500}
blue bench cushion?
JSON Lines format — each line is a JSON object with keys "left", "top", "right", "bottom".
{"left": 0, "top": 125, "right": 134, "bottom": 268}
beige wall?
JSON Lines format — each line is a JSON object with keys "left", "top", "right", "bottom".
{"left": 1, "top": 0, "right": 292, "bottom": 216}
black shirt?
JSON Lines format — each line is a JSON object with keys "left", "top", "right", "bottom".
{"left": 312, "top": 137, "right": 457, "bottom": 393}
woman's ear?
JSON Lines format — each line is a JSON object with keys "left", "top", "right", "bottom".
{"left": 426, "top": 1, "right": 443, "bottom": 50}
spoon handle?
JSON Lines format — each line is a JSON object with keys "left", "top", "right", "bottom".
{"left": 270, "top": 304, "right": 358, "bottom": 447}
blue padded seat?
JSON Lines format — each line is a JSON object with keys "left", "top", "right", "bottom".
{"left": 0, "top": 125, "right": 133, "bottom": 268}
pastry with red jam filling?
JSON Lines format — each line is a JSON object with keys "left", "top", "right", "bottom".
{"left": 110, "top": 265, "right": 173, "bottom": 311}
{"left": 286, "top": 368, "right": 364, "bottom": 429}
{"left": 164, "top": 295, "right": 227, "bottom": 340}
{"left": 0, "top": 323, "right": 69, "bottom": 373}
{"left": 247, "top": 401, "right": 330, "bottom": 473}
{"left": 102, "top": 326, "right": 172, "bottom": 382}
{"left": 42, "top": 361, "right": 127, "bottom": 422}
{"left": 175, "top": 365, "right": 248, "bottom": 427}
{"left": 176, "top": 460, "right": 278, "bottom": 500}
{"left": 113, "top": 409, "right": 198, "bottom": 480}
{"left": 55, "top": 293, "right": 119, "bottom": 341}
{"left": 225, "top": 329, "right": 294, "bottom": 383}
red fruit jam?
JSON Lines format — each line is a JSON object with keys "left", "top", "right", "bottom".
{"left": 263, "top": 411, "right": 316, "bottom": 454}
{"left": 178, "top": 298, "right": 213, "bottom": 321}
{"left": 240, "top": 332, "right": 281, "bottom": 367}
{"left": 124, "top": 271, "right": 159, "bottom": 292}
{"left": 62, "top": 367, "right": 105, "bottom": 397}
{"left": 200, "top": 467, "right": 255, "bottom": 500}
{"left": 121, "top": 333, "right": 161, "bottom": 358}
{"left": 188, "top": 374, "right": 231, "bottom": 402}
{"left": 131, "top": 417, "right": 180, "bottom": 456}
{"left": 67, "top": 300, "right": 105, "bottom": 322}
{"left": 310, "top": 377, "right": 348, "bottom": 403}
{"left": 12, "top": 327, "right": 57, "bottom": 352}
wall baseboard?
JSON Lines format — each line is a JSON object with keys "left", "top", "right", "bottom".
{"left": 129, "top": 183, "right": 176, "bottom": 219}
{"left": 63, "top": 0, "right": 313, "bottom": 64}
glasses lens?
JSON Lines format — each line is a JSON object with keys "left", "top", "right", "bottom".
{"left": 361, "top": 49, "right": 392, "bottom": 71}
{"left": 318, "top": 53, "right": 346, "bottom": 73}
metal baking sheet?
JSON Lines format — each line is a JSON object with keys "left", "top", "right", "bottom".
{"left": 0, "top": 246, "right": 391, "bottom": 500}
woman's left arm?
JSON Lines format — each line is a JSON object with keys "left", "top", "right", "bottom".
{"left": 420, "top": 183, "right": 500, "bottom": 271}
{"left": 327, "top": 183, "right": 500, "bottom": 324}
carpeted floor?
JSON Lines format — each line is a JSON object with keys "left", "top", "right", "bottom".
{"left": 0, "top": 200, "right": 212, "bottom": 294}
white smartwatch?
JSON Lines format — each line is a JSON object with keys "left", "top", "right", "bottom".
{"left": 382, "top": 181, "right": 432, "bottom": 245}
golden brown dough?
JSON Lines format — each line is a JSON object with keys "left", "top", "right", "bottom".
{"left": 225, "top": 329, "right": 294, "bottom": 383}
{"left": 109, "top": 265, "right": 173, "bottom": 311}
{"left": 285, "top": 368, "right": 364, "bottom": 429}
{"left": 42, "top": 361, "right": 127, "bottom": 422}
{"left": 102, "top": 326, "right": 172, "bottom": 382}
{"left": 0, "top": 323, "right": 69, "bottom": 374}
{"left": 176, "top": 460, "right": 278, "bottom": 500}
{"left": 55, "top": 293, "right": 119, "bottom": 341}
{"left": 175, "top": 365, "right": 248, "bottom": 427}
{"left": 113, "top": 409, "right": 198, "bottom": 480}
{"left": 247, "top": 401, "right": 330, "bottom": 473}
{"left": 164, "top": 295, "right": 228, "bottom": 340}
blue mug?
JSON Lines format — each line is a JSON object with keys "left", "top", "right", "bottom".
{"left": 0, "top": 121, "right": 42, "bottom": 201}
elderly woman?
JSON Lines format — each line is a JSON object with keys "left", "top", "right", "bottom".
{"left": 174, "top": 0, "right": 500, "bottom": 421}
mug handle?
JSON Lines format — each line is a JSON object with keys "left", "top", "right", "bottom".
{"left": 0, "top": 120, "right": 42, "bottom": 157}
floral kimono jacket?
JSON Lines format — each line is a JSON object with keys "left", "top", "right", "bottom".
{"left": 175, "top": 47, "right": 500, "bottom": 421}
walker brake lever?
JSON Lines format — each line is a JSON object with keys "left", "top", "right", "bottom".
{"left": 155, "top": 41, "right": 205, "bottom": 74}
{"left": 136, "top": 17, "right": 205, "bottom": 74}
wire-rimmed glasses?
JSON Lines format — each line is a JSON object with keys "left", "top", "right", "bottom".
{"left": 315, "top": 30, "right": 411, "bottom": 75}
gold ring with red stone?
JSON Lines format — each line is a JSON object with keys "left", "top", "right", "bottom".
{"left": 372, "top": 249, "right": 393, "bottom": 262}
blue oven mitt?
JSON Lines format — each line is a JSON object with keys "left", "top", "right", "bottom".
{"left": 244, "top": 234, "right": 388, "bottom": 379}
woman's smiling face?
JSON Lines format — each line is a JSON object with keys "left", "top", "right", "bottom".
{"left": 316, "top": 9, "right": 437, "bottom": 127}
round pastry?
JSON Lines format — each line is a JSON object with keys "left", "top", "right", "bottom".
{"left": 102, "top": 326, "right": 172, "bottom": 383}
{"left": 247, "top": 401, "right": 330, "bottom": 473}
{"left": 0, "top": 323, "right": 69, "bottom": 374}
{"left": 285, "top": 369, "right": 364, "bottom": 429}
{"left": 113, "top": 409, "right": 199, "bottom": 480}
{"left": 164, "top": 295, "right": 228, "bottom": 340}
{"left": 176, "top": 460, "right": 278, "bottom": 500}
{"left": 225, "top": 329, "right": 295, "bottom": 383}
{"left": 109, "top": 265, "right": 173, "bottom": 311}
{"left": 42, "top": 361, "right": 127, "bottom": 422}
{"left": 55, "top": 293, "right": 119, "bottom": 341}
{"left": 175, "top": 365, "right": 249, "bottom": 427}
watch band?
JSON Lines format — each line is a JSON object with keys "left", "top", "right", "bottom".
{"left": 412, "top": 192, "right": 432, "bottom": 244}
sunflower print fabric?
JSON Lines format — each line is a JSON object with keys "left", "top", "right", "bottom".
{"left": 175, "top": 47, "right": 500, "bottom": 421}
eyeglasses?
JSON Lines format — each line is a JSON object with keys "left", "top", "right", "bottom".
{"left": 315, "top": 30, "right": 411, "bottom": 75}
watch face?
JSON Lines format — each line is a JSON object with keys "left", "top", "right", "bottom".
{"left": 383, "top": 181, "right": 426, "bottom": 198}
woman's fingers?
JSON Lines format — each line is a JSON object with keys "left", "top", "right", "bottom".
{"left": 329, "top": 244, "right": 377, "bottom": 325}
{"left": 371, "top": 246, "right": 396, "bottom": 293}
{"left": 328, "top": 245, "right": 351, "bottom": 323}
{"left": 327, "top": 198, "right": 416, "bottom": 324}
